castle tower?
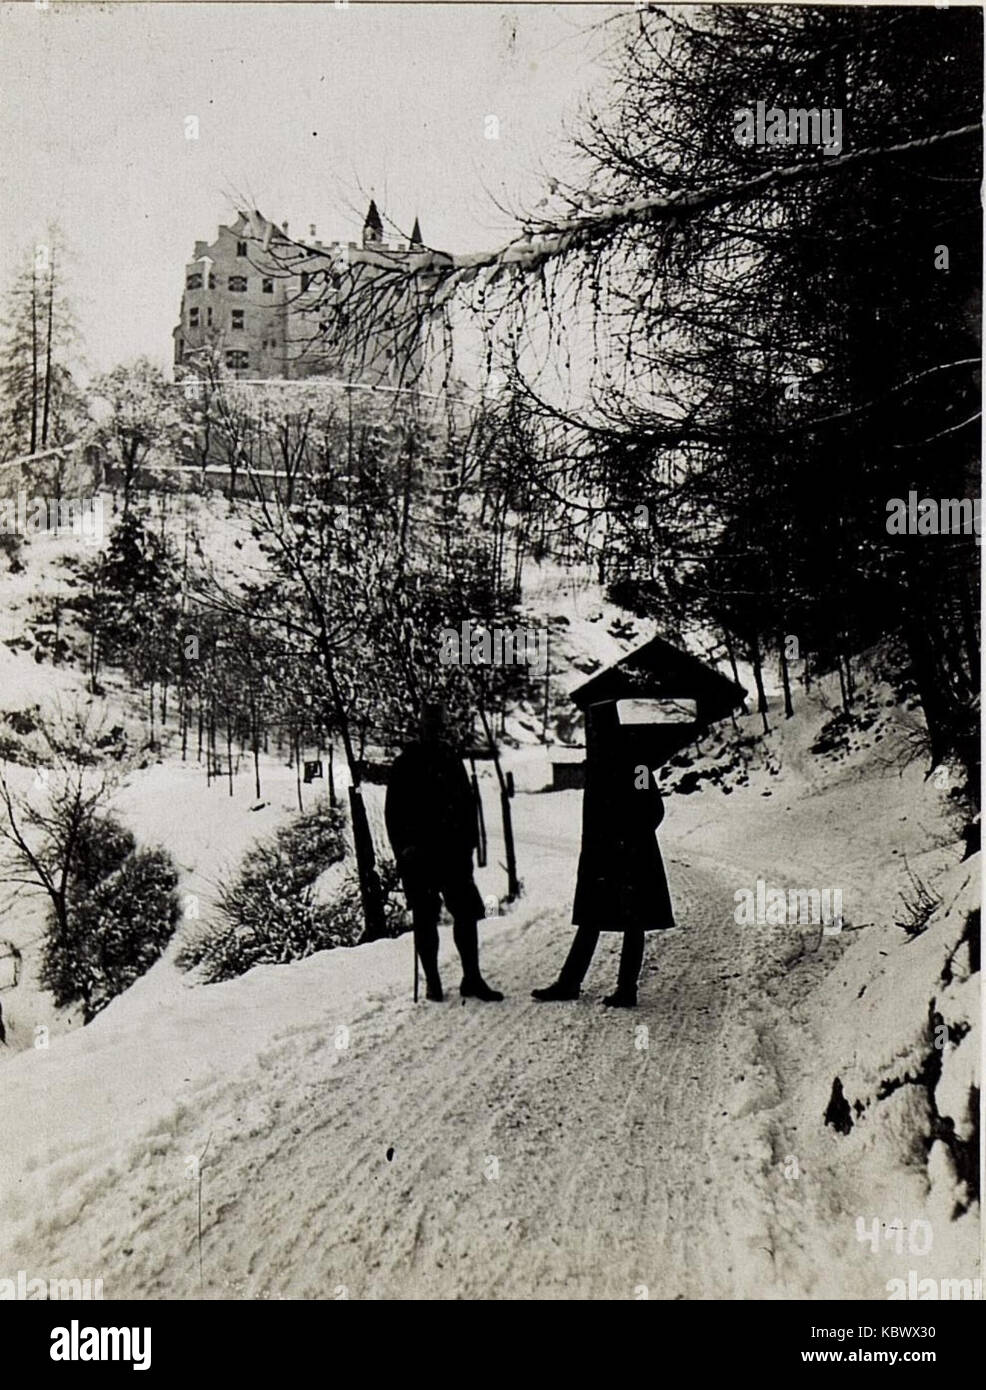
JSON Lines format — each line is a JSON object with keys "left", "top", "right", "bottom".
{"left": 363, "top": 198, "right": 384, "bottom": 247}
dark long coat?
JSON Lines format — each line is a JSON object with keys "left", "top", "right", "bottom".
{"left": 571, "top": 709, "right": 676, "bottom": 933}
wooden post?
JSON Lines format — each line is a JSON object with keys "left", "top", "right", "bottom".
{"left": 541, "top": 629, "right": 551, "bottom": 741}
{"left": 778, "top": 632, "right": 794, "bottom": 719}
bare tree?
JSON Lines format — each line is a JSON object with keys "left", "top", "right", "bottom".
{"left": 0, "top": 705, "right": 116, "bottom": 938}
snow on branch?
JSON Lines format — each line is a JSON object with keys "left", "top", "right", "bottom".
{"left": 317, "top": 123, "right": 980, "bottom": 295}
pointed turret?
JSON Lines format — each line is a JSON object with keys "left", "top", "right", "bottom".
{"left": 410, "top": 215, "right": 423, "bottom": 248}
{"left": 363, "top": 198, "right": 384, "bottom": 246}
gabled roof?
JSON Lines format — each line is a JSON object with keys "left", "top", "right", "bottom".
{"left": 570, "top": 634, "right": 746, "bottom": 724}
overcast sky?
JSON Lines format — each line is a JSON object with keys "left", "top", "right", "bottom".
{"left": 1, "top": 1, "right": 612, "bottom": 374}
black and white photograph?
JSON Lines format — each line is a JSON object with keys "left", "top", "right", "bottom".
{"left": 0, "top": 0, "right": 981, "bottom": 1335}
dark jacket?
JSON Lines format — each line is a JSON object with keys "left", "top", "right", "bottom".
{"left": 385, "top": 740, "right": 478, "bottom": 871}
{"left": 571, "top": 707, "right": 676, "bottom": 933}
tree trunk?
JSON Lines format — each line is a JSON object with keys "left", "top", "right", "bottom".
{"left": 251, "top": 694, "right": 261, "bottom": 799}
{"left": 749, "top": 635, "right": 770, "bottom": 735}
{"left": 207, "top": 691, "right": 217, "bottom": 785}
{"left": 837, "top": 656, "right": 849, "bottom": 713}
{"left": 41, "top": 251, "right": 55, "bottom": 448}
{"left": 349, "top": 783, "right": 387, "bottom": 940}
{"left": 957, "top": 571, "right": 980, "bottom": 681}
{"left": 477, "top": 701, "right": 520, "bottom": 901}
{"left": 30, "top": 266, "right": 39, "bottom": 455}
{"left": 723, "top": 628, "right": 748, "bottom": 714}
{"left": 500, "top": 785, "right": 520, "bottom": 902}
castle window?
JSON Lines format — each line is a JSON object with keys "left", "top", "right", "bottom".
{"left": 231, "top": 309, "right": 244, "bottom": 331}
{"left": 237, "top": 240, "right": 248, "bottom": 257}
{"left": 186, "top": 273, "right": 203, "bottom": 290}
{"left": 189, "top": 306, "right": 200, "bottom": 328}
{"left": 177, "top": 339, "right": 184, "bottom": 362}
{"left": 262, "top": 278, "right": 274, "bottom": 294}
{"left": 209, "top": 273, "right": 216, "bottom": 290}
{"left": 228, "top": 275, "right": 248, "bottom": 292}
{"left": 207, "top": 306, "right": 213, "bottom": 326}
{"left": 225, "top": 350, "right": 249, "bottom": 370}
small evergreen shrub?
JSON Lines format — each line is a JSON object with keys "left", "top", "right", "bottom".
{"left": 177, "top": 802, "right": 357, "bottom": 982}
{"left": 320, "top": 856, "right": 409, "bottom": 943}
{"left": 40, "top": 813, "right": 181, "bottom": 1022}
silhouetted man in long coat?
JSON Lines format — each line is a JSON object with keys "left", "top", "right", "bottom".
{"left": 385, "top": 704, "right": 503, "bottom": 1003}
{"left": 533, "top": 700, "right": 675, "bottom": 1007}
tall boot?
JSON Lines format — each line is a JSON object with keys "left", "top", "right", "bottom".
{"left": 453, "top": 916, "right": 503, "bottom": 1001}
{"left": 532, "top": 922, "right": 599, "bottom": 1000}
{"left": 604, "top": 929, "right": 644, "bottom": 1008}
{"left": 413, "top": 909, "right": 443, "bottom": 1001}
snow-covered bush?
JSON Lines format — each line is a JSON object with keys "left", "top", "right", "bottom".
{"left": 318, "top": 856, "right": 408, "bottom": 944}
{"left": 39, "top": 814, "right": 181, "bottom": 1022}
{"left": 177, "top": 801, "right": 356, "bottom": 982}
{"left": 266, "top": 802, "right": 348, "bottom": 890}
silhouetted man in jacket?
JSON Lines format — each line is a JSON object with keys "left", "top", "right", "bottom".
{"left": 385, "top": 703, "right": 503, "bottom": 1003}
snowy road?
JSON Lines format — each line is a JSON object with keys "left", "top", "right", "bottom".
{"left": 1, "top": 735, "right": 977, "bottom": 1301}
{"left": 183, "top": 857, "right": 768, "bottom": 1300}
{"left": 3, "top": 846, "right": 821, "bottom": 1300}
